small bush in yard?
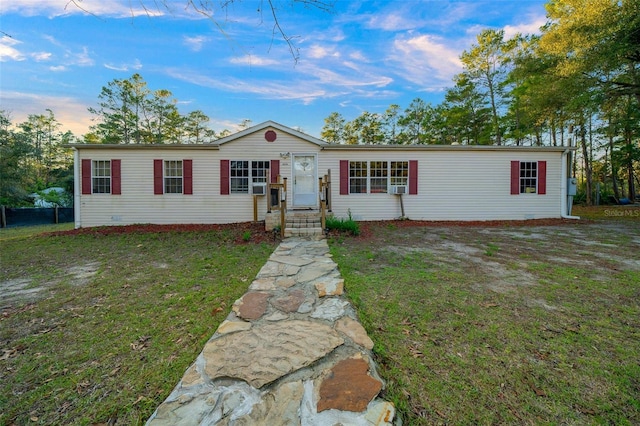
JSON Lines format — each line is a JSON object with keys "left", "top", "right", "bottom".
{"left": 326, "top": 210, "right": 360, "bottom": 236}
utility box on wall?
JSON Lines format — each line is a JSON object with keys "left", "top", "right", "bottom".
{"left": 567, "top": 178, "right": 578, "bottom": 196}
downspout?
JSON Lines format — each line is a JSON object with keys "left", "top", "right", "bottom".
{"left": 561, "top": 148, "right": 580, "bottom": 219}
{"left": 73, "top": 148, "right": 81, "bottom": 228}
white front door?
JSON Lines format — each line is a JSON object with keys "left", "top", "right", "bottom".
{"left": 292, "top": 154, "right": 317, "bottom": 207}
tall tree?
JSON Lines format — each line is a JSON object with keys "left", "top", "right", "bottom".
{"left": 540, "top": 0, "right": 640, "bottom": 105}
{"left": 382, "top": 104, "right": 401, "bottom": 143}
{"left": 442, "top": 75, "right": 492, "bottom": 145}
{"left": 397, "top": 98, "right": 436, "bottom": 144}
{"left": 18, "top": 110, "right": 72, "bottom": 188}
{"left": 349, "top": 112, "right": 384, "bottom": 145}
{"left": 321, "top": 112, "right": 346, "bottom": 144}
{"left": 89, "top": 74, "right": 142, "bottom": 144}
{"left": 184, "top": 110, "right": 215, "bottom": 143}
{"left": 0, "top": 111, "right": 32, "bottom": 205}
{"left": 460, "top": 29, "right": 512, "bottom": 145}
{"left": 143, "top": 89, "right": 180, "bottom": 144}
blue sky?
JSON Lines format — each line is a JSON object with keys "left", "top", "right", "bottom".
{"left": 0, "top": 0, "right": 547, "bottom": 139}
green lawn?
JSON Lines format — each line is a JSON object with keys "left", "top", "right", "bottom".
{"left": 330, "top": 210, "right": 640, "bottom": 425}
{"left": 0, "top": 224, "right": 276, "bottom": 425}
{"left": 2, "top": 208, "right": 639, "bottom": 425}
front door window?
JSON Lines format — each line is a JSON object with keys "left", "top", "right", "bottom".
{"left": 293, "top": 155, "right": 317, "bottom": 207}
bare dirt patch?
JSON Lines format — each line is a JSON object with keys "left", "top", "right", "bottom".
{"left": 1, "top": 261, "right": 100, "bottom": 308}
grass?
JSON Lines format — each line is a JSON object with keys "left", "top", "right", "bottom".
{"left": 0, "top": 224, "right": 276, "bottom": 425}
{"left": 2, "top": 207, "right": 639, "bottom": 425}
{"left": 329, "top": 210, "right": 640, "bottom": 425}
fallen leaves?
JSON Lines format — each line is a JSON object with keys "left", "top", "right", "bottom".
{"left": 130, "top": 336, "right": 151, "bottom": 351}
{"left": 409, "top": 344, "right": 424, "bottom": 358}
{"left": 1, "top": 303, "right": 36, "bottom": 320}
{"left": 1, "top": 344, "right": 27, "bottom": 361}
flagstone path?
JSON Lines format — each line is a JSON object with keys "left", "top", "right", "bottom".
{"left": 146, "top": 237, "right": 395, "bottom": 426}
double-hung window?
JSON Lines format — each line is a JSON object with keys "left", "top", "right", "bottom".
{"left": 390, "top": 161, "right": 409, "bottom": 186}
{"left": 164, "top": 160, "right": 183, "bottom": 194}
{"left": 348, "top": 161, "right": 410, "bottom": 194}
{"left": 82, "top": 159, "right": 120, "bottom": 195}
{"left": 349, "top": 161, "right": 368, "bottom": 194}
{"left": 519, "top": 161, "right": 537, "bottom": 194}
{"left": 370, "top": 161, "right": 388, "bottom": 193}
{"left": 154, "top": 159, "right": 192, "bottom": 195}
{"left": 92, "top": 160, "right": 111, "bottom": 194}
{"left": 511, "top": 160, "right": 546, "bottom": 195}
{"left": 230, "top": 160, "right": 270, "bottom": 194}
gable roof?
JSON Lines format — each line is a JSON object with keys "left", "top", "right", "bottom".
{"left": 214, "top": 120, "right": 328, "bottom": 147}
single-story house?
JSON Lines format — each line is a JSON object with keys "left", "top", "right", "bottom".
{"left": 68, "top": 120, "right": 578, "bottom": 229}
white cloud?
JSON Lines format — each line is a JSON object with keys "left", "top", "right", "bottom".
{"left": 103, "top": 59, "right": 142, "bottom": 72}
{"left": 366, "top": 11, "right": 419, "bottom": 31}
{"left": 0, "top": 36, "right": 26, "bottom": 61}
{"left": 70, "top": 46, "right": 94, "bottom": 67}
{"left": 49, "top": 65, "right": 66, "bottom": 72}
{"left": 31, "top": 51, "right": 52, "bottom": 61}
{"left": 183, "top": 35, "right": 211, "bottom": 52}
{"left": 391, "top": 34, "right": 463, "bottom": 88}
{"left": 307, "top": 44, "right": 340, "bottom": 60}
{"left": 503, "top": 15, "right": 547, "bottom": 38}
{"left": 349, "top": 51, "right": 368, "bottom": 62}
{"left": 42, "top": 35, "right": 63, "bottom": 46}
{"left": 0, "top": 90, "right": 93, "bottom": 135}
{"left": 165, "top": 68, "right": 328, "bottom": 104}
{"left": 2, "top": 0, "right": 165, "bottom": 18}
{"left": 228, "top": 55, "right": 279, "bottom": 66}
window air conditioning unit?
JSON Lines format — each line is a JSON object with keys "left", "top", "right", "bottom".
{"left": 252, "top": 183, "right": 267, "bottom": 196}
{"left": 390, "top": 185, "right": 407, "bottom": 195}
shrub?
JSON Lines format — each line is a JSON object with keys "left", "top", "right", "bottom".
{"left": 325, "top": 210, "right": 360, "bottom": 236}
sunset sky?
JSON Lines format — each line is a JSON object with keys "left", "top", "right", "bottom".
{"left": 1, "top": 0, "right": 547, "bottom": 138}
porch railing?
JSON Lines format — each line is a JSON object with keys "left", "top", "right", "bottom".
{"left": 318, "top": 170, "right": 331, "bottom": 230}
{"left": 267, "top": 176, "right": 287, "bottom": 238}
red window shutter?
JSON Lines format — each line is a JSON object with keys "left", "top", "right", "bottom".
{"left": 220, "top": 159, "right": 230, "bottom": 195}
{"left": 81, "top": 159, "right": 92, "bottom": 195}
{"left": 154, "top": 159, "right": 163, "bottom": 195}
{"left": 510, "top": 161, "right": 520, "bottom": 195}
{"left": 409, "top": 160, "right": 418, "bottom": 195}
{"left": 538, "top": 161, "right": 547, "bottom": 195}
{"left": 270, "top": 160, "right": 280, "bottom": 183}
{"left": 340, "top": 160, "right": 349, "bottom": 195}
{"left": 111, "top": 159, "right": 121, "bottom": 195}
{"left": 183, "top": 159, "right": 193, "bottom": 195}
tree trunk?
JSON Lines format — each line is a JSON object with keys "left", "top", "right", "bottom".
{"left": 580, "top": 126, "right": 593, "bottom": 206}
{"left": 628, "top": 161, "right": 636, "bottom": 202}
{"left": 487, "top": 77, "right": 501, "bottom": 145}
{"left": 609, "top": 132, "right": 621, "bottom": 201}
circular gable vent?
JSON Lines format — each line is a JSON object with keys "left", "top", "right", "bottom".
{"left": 265, "top": 130, "right": 277, "bottom": 142}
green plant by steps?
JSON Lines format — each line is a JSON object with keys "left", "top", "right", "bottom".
{"left": 325, "top": 209, "right": 360, "bottom": 236}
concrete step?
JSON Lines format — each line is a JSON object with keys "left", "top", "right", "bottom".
{"left": 283, "top": 227, "right": 324, "bottom": 238}
{"left": 284, "top": 210, "right": 324, "bottom": 238}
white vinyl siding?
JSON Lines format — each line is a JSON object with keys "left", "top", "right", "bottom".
{"left": 216, "top": 128, "right": 323, "bottom": 221}
{"left": 74, "top": 124, "right": 567, "bottom": 228}
{"left": 77, "top": 149, "right": 217, "bottom": 227}
{"left": 320, "top": 149, "right": 562, "bottom": 222}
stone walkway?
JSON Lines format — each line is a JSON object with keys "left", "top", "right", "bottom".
{"left": 146, "top": 237, "right": 395, "bottom": 426}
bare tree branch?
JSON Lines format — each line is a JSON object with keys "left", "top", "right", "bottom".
{"left": 65, "top": 0, "right": 334, "bottom": 63}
